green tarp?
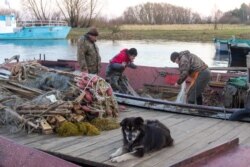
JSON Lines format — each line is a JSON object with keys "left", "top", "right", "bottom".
{"left": 227, "top": 76, "right": 249, "bottom": 89}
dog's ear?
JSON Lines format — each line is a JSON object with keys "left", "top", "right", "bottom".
{"left": 135, "top": 117, "right": 144, "bottom": 126}
{"left": 120, "top": 118, "right": 127, "bottom": 127}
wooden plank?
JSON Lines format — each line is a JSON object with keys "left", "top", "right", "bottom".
{"left": 79, "top": 140, "right": 123, "bottom": 162}
{"left": 67, "top": 135, "right": 123, "bottom": 157}
{"left": 88, "top": 115, "right": 196, "bottom": 163}
{"left": 34, "top": 108, "right": 159, "bottom": 150}
{"left": 13, "top": 133, "right": 53, "bottom": 145}
{"left": 169, "top": 138, "right": 239, "bottom": 167}
{"left": 31, "top": 136, "right": 84, "bottom": 151}
{"left": 241, "top": 136, "right": 250, "bottom": 146}
{"left": 52, "top": 131, "right": 122, "bottom": 153}
{"left": 54, "top": 110, "right": 165, "bottom": 156}
{"left": 155, "top": 122, "right": 241, "bottom": 167}
{"left": 202, "top": 122, "right": 248, "bottom": 147}
{"left": 110, "top": 117, "right": 223, "bottom": 167}
{"left": 3, "top": 106, "right": 250, "bottom": 167}
{"left": 144, "top": 121, "right": 230, "bottom": 167}
{"left": 1, "top": 84, "right": 37, "bottom": 98}
{"left": 8, "top": 81, "right": 43, "bottom": 94}
{"left": 234, "top": 124, "right": 250, "bottom": 144}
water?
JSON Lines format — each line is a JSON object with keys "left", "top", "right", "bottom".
{"left": 0, "top": 39, "right": 229, "bottom": 68}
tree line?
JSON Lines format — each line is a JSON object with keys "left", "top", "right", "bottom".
{"left": 121, "top": 3, "right": 202, "bottom": 24}
{"left": 1, "top": 1, "right": 250, "bottom": 27}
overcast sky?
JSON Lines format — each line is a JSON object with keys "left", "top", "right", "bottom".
{"left": 1, "top": 0, "right": 250, "bottom": 18}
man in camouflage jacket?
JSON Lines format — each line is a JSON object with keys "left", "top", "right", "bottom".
{"left": 77, "top": 27, "right": 101, "bottom": 74}
{"left": 170, "top": 50, "right": 211, "bottom": 105}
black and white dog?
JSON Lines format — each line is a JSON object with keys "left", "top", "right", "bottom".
{"left": 110, "top": 117, "right": 174, "bottom": 163}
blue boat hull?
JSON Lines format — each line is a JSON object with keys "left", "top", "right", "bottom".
{"left": 0, "top": 26, "right": 71, "bottom": 39}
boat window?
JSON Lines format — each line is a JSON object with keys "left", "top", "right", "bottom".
{"left": 5, "top": 16, "right": 11, "bottom": 26}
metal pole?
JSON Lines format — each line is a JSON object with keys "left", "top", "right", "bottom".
{"left": 114, "top": 93, "right": 244, "bottom": 113}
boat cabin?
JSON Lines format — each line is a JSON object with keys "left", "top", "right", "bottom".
{"left": 0, "top": 15, "right": 17, "bottom": 34}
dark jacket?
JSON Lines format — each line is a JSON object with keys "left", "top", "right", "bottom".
{"left": 77, "top": 35, "right": 101, "bottom": 74}
{"left": 177, "top": 50, "right": 208, "bottom": 85}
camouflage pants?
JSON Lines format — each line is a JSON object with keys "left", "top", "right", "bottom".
{"left": 106, "top": 63, "right": 125, "bottom": 92}
{"left": 187, "top": 68, "right": 211, "bottom": 105}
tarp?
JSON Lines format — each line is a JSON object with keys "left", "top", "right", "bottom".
{"left": 227, "top": 76, "right": 248, "bottom": 89}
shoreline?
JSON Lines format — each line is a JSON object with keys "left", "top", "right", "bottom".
{"left": 67, "top": 24, "right": 250, "bottom": 42}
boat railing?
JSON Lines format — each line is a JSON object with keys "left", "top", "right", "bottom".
{"left": 17, "top": 20, "right": 69, "bottom": 27}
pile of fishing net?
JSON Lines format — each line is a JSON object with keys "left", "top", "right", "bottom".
{"left": 0, "top": 61, "right": 120, "bottom": 136}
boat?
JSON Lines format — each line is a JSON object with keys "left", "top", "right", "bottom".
{"left": 214, "top": 38, "right": 230, "bottom": 54}
{"left": 0, "top": 15, "right": 71, "bottom": 39}
{"left": 2, "top": 58, "right": 250, "bottom": 167}
{"left": 36, "top": 59, "right": 250, "bottom": 121}
{"left": 214, "top": 37, "right": 250, "bottom": 67}
{"left": 0, "top": 136, "right": 79, "bottom": 167}
{"left": 228, "top": 39, "right": 250, "bottom": 67}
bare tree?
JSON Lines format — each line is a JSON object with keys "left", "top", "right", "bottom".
{"left": 85, "top": 0, "right": 100, "bottom": 27}
{"left": 56, "top": 0, "right": 87, "bottom": 27}
{"left": 56, "top": 0, "right": 101, "bottom": 27}
{"left": 214, "top": 10, "right": 222, "bottom": 30}
{"left": 22, "top": 0, "right": 53, "bottom": 20}
{"left": 122, "top": 2, "right": 201, "bottom": 24}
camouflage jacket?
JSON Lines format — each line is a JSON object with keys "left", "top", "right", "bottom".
{"left": 77, "top": 35, "right": 101, "bottom": 74}
{"left": 177, "top": 50, "right": 208, "bottom": 85}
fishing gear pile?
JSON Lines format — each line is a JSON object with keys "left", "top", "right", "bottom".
{"left": 0, "top": 61, "right": 119, "bottom": 136}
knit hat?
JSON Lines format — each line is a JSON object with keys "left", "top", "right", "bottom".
{"left": 87, "top": 27, "right": 99, "bottom": 36}
{"left": 127, "top": 48, "right": 137, "bottom": 56}
{"left": 170, "top": 52, "right": 180, "bottom": 62}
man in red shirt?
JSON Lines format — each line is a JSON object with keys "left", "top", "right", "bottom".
{"left": 106, "top": 48, "right": 137, "bottom": 93}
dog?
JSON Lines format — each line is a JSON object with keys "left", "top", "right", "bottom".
{"left": 110, "top": 117, "right": 173, "bottom": 163}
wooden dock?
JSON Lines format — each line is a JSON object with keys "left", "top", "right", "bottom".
{"left": 1, "top": 106, "right": 250, "bottom": 167}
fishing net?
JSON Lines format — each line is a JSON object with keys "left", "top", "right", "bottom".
{"left": 0, "top": 61, "right": 119, "bottom": 135}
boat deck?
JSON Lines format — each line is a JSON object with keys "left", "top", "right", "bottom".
{"left": 1, "top": 106, "right": 250, "bottom": 167}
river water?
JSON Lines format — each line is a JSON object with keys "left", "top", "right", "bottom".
{"left": 0, "top": 39, "right": 229, "bottom": 68}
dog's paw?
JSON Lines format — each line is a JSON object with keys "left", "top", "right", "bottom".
{"left": 110, "top": 156, "right": 124, "bottom": 163}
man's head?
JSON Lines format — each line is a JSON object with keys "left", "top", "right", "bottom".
{"left": 170, "top": 52, "right": 180, "bottom": 63}
{"left": 87, "top": 27, "right": 99, "bottom": 42}
{"left": 127, "top": 48, "right": 137, "bottom": 61}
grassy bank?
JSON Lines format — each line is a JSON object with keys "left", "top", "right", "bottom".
{"left": 67, "top": 24, "right": 250, "bottom": 42}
